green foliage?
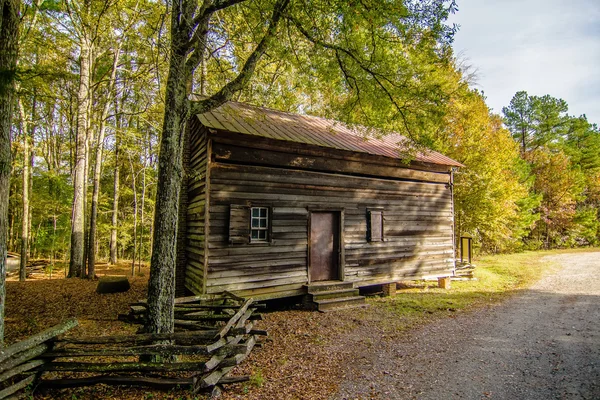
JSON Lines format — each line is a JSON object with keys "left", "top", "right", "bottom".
{"left": 566, "top": 207, "right": 599, "bottom": 247}
{"left": 433, "top": 86, "right": 532, "bottom": 253}
{"left": 250, "top": 369, "right": 265, "bottom": 387}
{"left": 503, "top": 91, "right": 599, "bottom": 249}
{"left": 8, "top": 0, "right": 162, "bottom": 262}
{"left": 502, "top": 91, "right": 569, "bottom": 152}
{"left": 197, "top": 0, "right": 460, "bottom": 152}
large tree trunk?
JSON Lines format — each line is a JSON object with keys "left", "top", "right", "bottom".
{"left": 146, "top": 10, "right": 192, "bottom": 334}
{"left": 69, "top": 34, "right": 93, "bottom": 278}
{"left": 146, "top": 0, "right": 288, "bottom": 335}
{"left": 0, "top": 0, "right": 21, "bottom": 345}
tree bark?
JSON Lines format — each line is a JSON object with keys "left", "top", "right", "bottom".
{"left": 69, "top": 33, "right": 93, "bottom": 278}
{"left": 129, "top": 151, "right": 138, "bottom": 277}
{"left": 138, "top": 149, "right": 147, "bottom": 272}
{"left": 87, "top": 45, "right": 120, "bottom": 278}
{"left": 0, "top": 0, "right": 20, "bottom": 346}
{"left": 145, "top": 4, "right": 191, "bottom": 335}
{"left": 109, "top": 101, "right": 120, "bottom": 265}
{"left": 146, "top": 0, "right": 289, "bottom": 335}
{"left": 17, "top": 97, "right": 29, "bottom": 281}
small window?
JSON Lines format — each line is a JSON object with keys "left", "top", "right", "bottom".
{"left": 367, "top": 209, "right": 383, "bottom": 242}
{"left": 251, "top": 207, "right": 269, "bottom": 242}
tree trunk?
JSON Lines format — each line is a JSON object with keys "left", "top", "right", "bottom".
{"left": 110, "top": 137, "right": 119, "bottom": 265}
{"left": 0, "top": 0, "right": 21, "bottom": 346}
{"left": 69, "top": 34, "right": 93, "bottom": 278}
{"left": 81, "top": 124, "right": 90, "bottom": 278}
{"left": 17, "top": 97, "right": 29, "bottom": 282}
{"left": 146, "top": 10, "right": 192, "bottom": 334}
{"left": 139, "top": 153, "right": 146, "bottom": 272}
{"left": 146, "top": 0, "right": 288, "bottom": 335}
{"left": 87, "top": 45, "right": 120, "bottom": 278}
{"left": 130, "top": 152, "right": 138, "bottom": 277}
{"left": 86, "top": 115, "right": 105, "bottom": 279}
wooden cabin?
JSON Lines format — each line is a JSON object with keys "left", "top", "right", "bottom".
{"left": 176, "top": 101, "right": 463, "bottom": 305}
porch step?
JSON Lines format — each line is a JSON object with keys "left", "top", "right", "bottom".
{"left": 314, "top": 296, "right": 366, "bottom": 312}
{"left": 305, "top": 281, "right": 355, "bottom": 294}
{"left": 311, "top": 288, "right": 360, "bottom": 301}
{"left": 304, "top": 282, "right": 366, "bottom": 312}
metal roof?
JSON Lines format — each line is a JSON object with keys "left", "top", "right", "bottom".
{"left": 196, "top": 101, "right": 463, "bottom": 167}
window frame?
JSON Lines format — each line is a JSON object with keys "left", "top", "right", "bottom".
{"left": 250, "top": 206, "right": 270, "bottom": 243}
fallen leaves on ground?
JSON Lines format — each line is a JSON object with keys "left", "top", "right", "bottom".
{"left": 5, "top": 265, "right": 427, "bottom": 400}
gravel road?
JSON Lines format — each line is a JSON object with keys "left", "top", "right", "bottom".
{"left": 335, "top": 252, "right": 600, "bottom": 400}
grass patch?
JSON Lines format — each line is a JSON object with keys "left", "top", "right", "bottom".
{"left": 365, "top": 248, "right": 598, "bottom": 331}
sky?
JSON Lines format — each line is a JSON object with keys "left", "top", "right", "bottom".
{"left": 448, "top": 0, "right": 600, "bottom": 125}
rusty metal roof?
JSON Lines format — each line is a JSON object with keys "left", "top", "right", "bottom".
{"left": 196, "top": 101, "right": 463, "bottom": 167}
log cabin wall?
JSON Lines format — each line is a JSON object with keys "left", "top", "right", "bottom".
{"left": 184, "top": 120, "right": 210, "bottom": 295}
{"left": 193, "top": 130, "right": 455, "bottom": 300}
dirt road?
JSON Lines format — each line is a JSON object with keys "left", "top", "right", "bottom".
{"left": 335, "top": 252, "right": 600, "bottom": 399}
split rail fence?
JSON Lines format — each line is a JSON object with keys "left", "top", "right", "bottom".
{"left": 0, "top": 293, "right": 266, "bottom": 399}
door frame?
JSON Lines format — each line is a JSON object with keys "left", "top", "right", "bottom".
{"left": 307, "top": 207, "right": 345, "bottom": 284}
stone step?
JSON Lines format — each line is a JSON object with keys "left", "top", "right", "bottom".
{"left": 314, "top": 296, "right": 366, "bottom": 312}
{"left": 304, "top": 281, "right": 355, "bottom": 294}
{"left": 311, "top": 288, "right": 360, "bottom": 301}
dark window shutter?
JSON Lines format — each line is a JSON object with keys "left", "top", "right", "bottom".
{"left": 229, "top": 204, "right": 250, "bottom": 244}
{"left": 367, "top": 210, "right": 383, "bottom": 242}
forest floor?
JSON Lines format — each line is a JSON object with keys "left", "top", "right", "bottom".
{"left": 4, "top": 248, "right": 598, "bottom": 399}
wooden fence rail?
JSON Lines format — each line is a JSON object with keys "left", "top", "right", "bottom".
{"left": 0, "top": 294, "right": 266, "bottom": 398}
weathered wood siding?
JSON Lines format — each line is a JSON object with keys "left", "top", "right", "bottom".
{"left": 202, "top": 133, "right": 455, "bottom": 299}
{"left": 185, "top": 121, "right": 209, "bottom": 295}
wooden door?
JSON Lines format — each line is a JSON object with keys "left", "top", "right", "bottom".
{"left": 310, "top": 212, "right": 340, "bottom": 281}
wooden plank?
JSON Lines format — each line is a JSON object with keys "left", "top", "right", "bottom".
{"left": 211, "top": 141, "right": 450, "bottom": 182}
{"left": 0, "top": 374, "right": 35, "bottom": 400}
{"left": 43, "top": 361, "right": 207, "bottom": 373}
{"left": 207, "top": 271, "right": 306, "bottom": 286}
{"left": 39, "top": 375, "right": 193, "bottom": 390}
{"left": 0, "top": 359, "right": 44, "bottom": 383}
{"left": 199, "top": 336, "right": 257, "bottom": 389}
{"left": 41, "top": 343, "right": 211, "bottom": 358}
{"left": 210, "top": 191, "right": 448, "bottom": 209}
{"left": 0, "top": 343, "right": 49, "bottom": 374}
{"left": 0, "top": 319, "right": 78, "bottom": 365}
{"left": 211, "top": 166, "right": 449, "bottom": 194}
{"left": 210, "top": 181, "right": 451, "bottom": 200}
{"left": 207, "top": 261, "right": 307, "bottom": 277}
{"left": 210, "top": 131, "right": 452, "bottom": 172}
{"left": 217, "top": 298, "right": 254, "bottom": 339}
{"left": 206, "top": 280, "right": 306, "bottom": 294}
{"left": 202, "top": 334, "right": 243, "bottom": 372}
{"left": 54, "top": 330, "right": 222, "bottom": 345}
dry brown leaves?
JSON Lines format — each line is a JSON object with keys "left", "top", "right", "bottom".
{"left": 5, "top": 265, "right": 391, "bottom": 400}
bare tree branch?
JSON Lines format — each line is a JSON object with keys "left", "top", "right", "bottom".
{"left": 288, "top": 15, "right": 416, "bottom": 140}
{"left": 190, "top": 0, "right": 290, "bottom": 115}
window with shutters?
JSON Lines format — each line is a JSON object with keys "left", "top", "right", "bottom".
{"left": 250, "top": 207, "right": 269, "bottom": 242}
{"left": 367, "top": 209, "right": 384, "bottom": 242}
{"left": 229, "top": 204, "right": 271, "bottom": 244}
